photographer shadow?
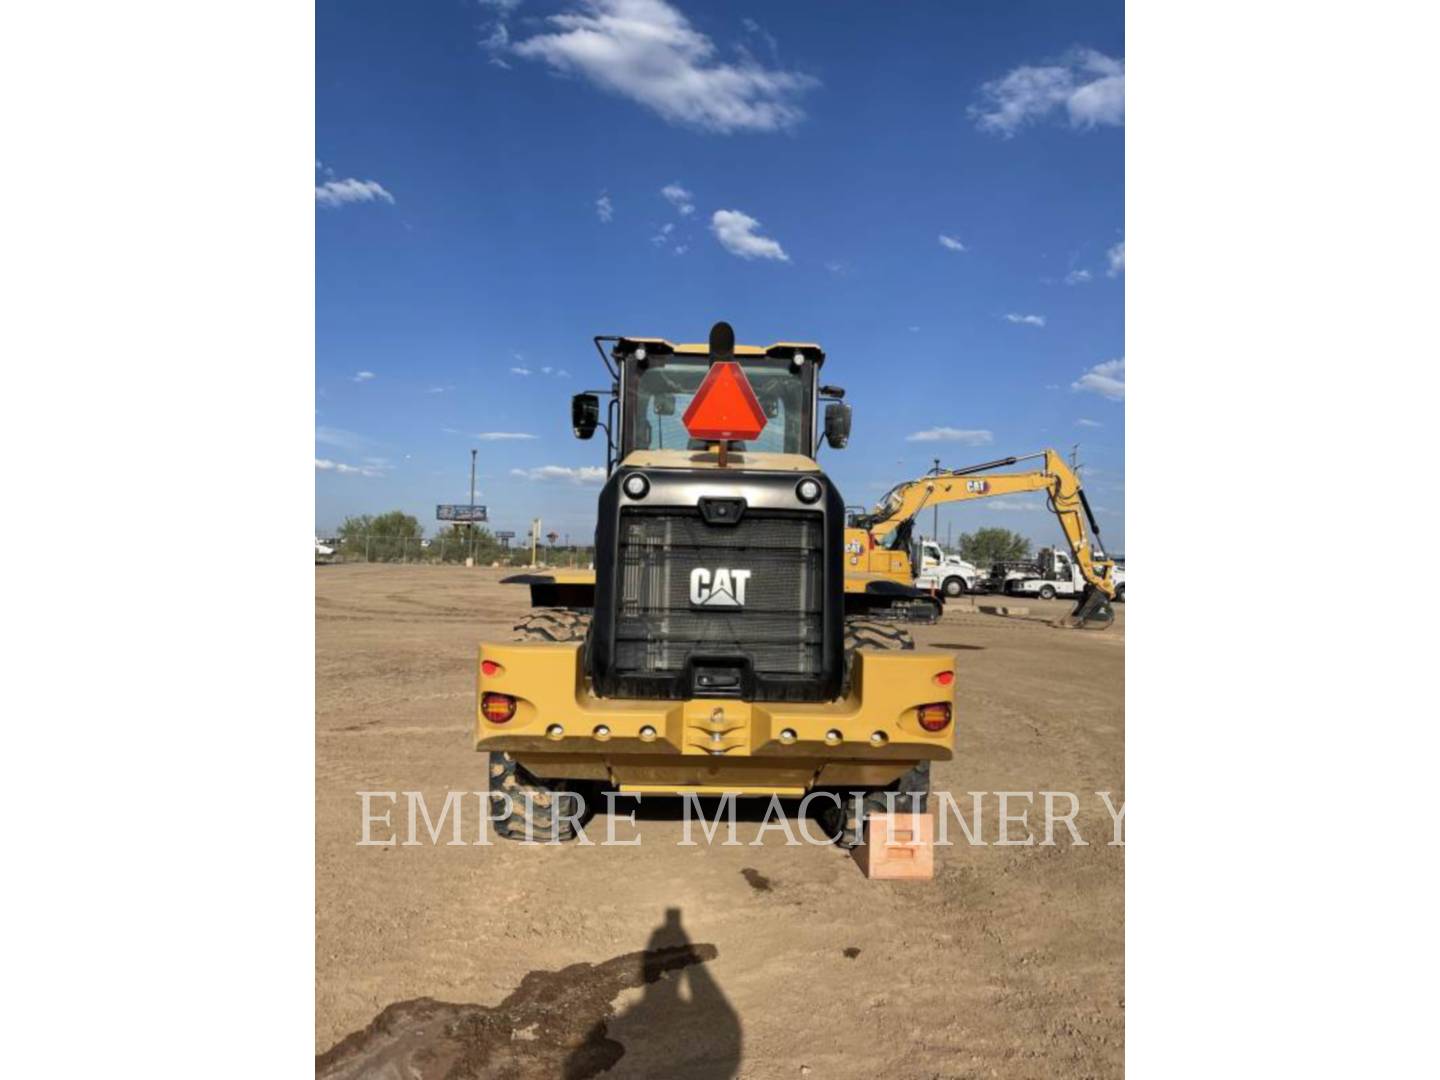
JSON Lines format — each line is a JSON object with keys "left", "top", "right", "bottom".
{"left": 566, "top": 907, "right": 741, "bottom": 1080}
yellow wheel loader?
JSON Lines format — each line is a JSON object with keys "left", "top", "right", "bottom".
{"left": 843, "top": 449, "right": 1120, "bottom": 629}
{"left": 477, "top": 323, "right": 956, "bottom": 846}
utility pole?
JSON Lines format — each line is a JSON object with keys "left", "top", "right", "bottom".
{"left": 931, "top": 457, "right": 941, "bottom": 543}
{"left": 531, "top": 517, "right": 541, "bottom": 568}
{"left": 1071, "top": 443, "right": 1081, "bottom": 472}
{"left": 468, "top": 448, "right": 478, "bottom": 562}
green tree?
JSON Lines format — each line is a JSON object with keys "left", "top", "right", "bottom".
{"left": 958, "top": 527, "right": 1032, "bottom": 568}
{"left": 433, "top": 524, "right": 507, "bottom": 564}
{"left": 337, "top": 511, "right": 423, "bottom": 562}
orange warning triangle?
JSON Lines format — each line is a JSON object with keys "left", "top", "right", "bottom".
{"left": 681, "top": 361, "right": 768, "bottom": 441}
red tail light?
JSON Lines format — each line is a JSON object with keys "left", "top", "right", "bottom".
{"left": 481, "top": 692, "right": 516, "bottom": 723}
{"left": 917, "top": 702, "right": 952, "bottom": 732}
{"left": 481, "top": 659, "right": 501, "bottom": 677}
{"left": 934, "top": 670, "right": 954, "bottom": 687}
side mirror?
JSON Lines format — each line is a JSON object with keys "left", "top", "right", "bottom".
{"left": 819, "top": 384, "right": 846, "bottom": 399}
{"left": 571, "top": 393, "right": 600, "bottom": 440}
{"left": 824, "top": 402, "right": 852, "bottom": 449}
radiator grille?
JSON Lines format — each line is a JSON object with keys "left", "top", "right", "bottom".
{"left": 615, "top": 509, "right": 823, "bottom": 677}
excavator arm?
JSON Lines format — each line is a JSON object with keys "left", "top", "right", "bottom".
{"left": 854, "top": 449, "right": 1117, "bottom": 627}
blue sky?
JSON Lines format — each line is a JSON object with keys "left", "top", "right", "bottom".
{"left": 317, "top": 0, "right": 1125, "bottom": 553}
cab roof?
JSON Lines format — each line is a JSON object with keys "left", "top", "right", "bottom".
{"left": 615, "top": 336, "right": 826, "bottom": 366}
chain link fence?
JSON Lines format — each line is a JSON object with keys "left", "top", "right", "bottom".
{"left": 316, "top": 534, "right": 594, "bottom": 568}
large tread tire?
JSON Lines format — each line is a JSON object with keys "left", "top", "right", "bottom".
{"left": 487, "top": 752, "right": 590, "bottom": 842}
{"left": 512, "top": 608, "right": 591, "bottom": 643}
{"left": 820, "top": 761, "right": 932, "bottom": 850}
{"left": 830, "top": 617, "right": 924, "bottom": 848}
{"left": 488, "top": 608, "right": 595, "bottom": 842}
{"left": 843, "top": 618, "right": 916, "bottom": 655}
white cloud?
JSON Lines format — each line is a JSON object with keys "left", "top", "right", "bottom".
{"left": 510, "top": 0, "right": 817, "bottom": 134}
{"left": 905, "top": 427, "right": 995, "bottom": 445}
{"left": 315, "top": 178, "right": 395, "bottom": 208}
{"left": 661, "top": 183, "right": 695, "bottom": 215}
{"left": 510, "top": 366, "right": 532, "bottom": 376}
{"left": 980, "top": 497, "right": 1043, "bottom": 512}
{"left": 315, "top": 458, "right": 385, "bottom": 477}
{"left": 1072, "top": 358, "right": 1125, "bottom": 401}
{"left": 1107, "top": 240, "right": 1125, "bottom": 276}
{"left": 595, "top": 193, "right": 613, "bottom": 223}
{"left": 1003, "top": 313, "right": 1046, "bottom": 327}
{"left": 970, "top": 48, "right": 1124, "bottom": 136}
{"left": 510, "top": 465, "right": 607, "bottom": 484}
{"left": 740, "top": 16, "right": 779, "bottom": 61}
{"left": 1076, "top": 418, "right": 1104, "bottom": 428}
{"left": 1065, "top": 268, "right": 1093, "bottom": 285}
{"left": 353, "top": 370, "right": 375, "bottom": 382}
{"left": 444, "top": 428, "right": 539, "bottom": 441}
{"left": 479, "top": 0, "right": 523, "bottom": 66}
{"left": 938, "top": 234, "right": 966, "bottom": 252}
{"left": 316, "top": 425, "right": 365, "bottom": 450}
{"left": 711, "top": 209, "right": 788, "bottom": 261}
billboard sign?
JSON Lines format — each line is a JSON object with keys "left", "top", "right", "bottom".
{"left": 437, "top": 504, "right": 488, "bottom": 523}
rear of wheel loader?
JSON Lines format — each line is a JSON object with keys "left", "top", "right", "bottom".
{"left": 475, "top": 322, "right": 957, "bottom": 846}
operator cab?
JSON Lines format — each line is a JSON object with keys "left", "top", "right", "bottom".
{"left": 570, "top": 323, "right": 851, "bottom": 469}
{"left": 569, "top": 322, "right": 855, "bottom": 704}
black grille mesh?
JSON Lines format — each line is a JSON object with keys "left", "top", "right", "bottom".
{"left": 615, "top": 509, "right": 823, "bottom": 676}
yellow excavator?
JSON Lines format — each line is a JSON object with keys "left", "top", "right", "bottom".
{"left": 844, "top": 448, "right": 1118, "bottom": 628}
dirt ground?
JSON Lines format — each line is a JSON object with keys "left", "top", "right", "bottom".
{"left": 316, "top": 564, "right": 1124, "bottom": 1078}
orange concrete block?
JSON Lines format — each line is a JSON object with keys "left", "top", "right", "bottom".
{"left": 853, "top": 811, "right": 935, "bottom": 880}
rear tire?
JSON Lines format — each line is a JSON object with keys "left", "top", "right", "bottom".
{"left": 513, "top": 608, "right": 591, "bottom": 643}
{"left": 843, "top": 618, "right": 916, "bottom": 655}
{"left": 487, "top": 752, "right": 592, "bottom": 842}
{"left": 831, "top": 617, "right": 925, "bottom": 848}
{"left": 819, "top": 761, "right": 931, "bottom": 850}
{"left": 487, "top": 609, "right": 595, "bottom": 843}
{"left": 1038, "top": 584, "right": 1057, "bottom": 600}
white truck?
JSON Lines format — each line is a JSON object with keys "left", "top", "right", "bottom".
{"left": 913, "top": 540, "right": 982, "bottom": 597}
{"left": 1006, "top": 546, "right": 1125, "bottom": 602}
{"left": 1005, "top": 547, "right": 1085, "bottom": 600}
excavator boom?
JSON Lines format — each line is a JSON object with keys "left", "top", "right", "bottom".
{"left": 849, "top": 449, "right": 1118, "bottom": 628}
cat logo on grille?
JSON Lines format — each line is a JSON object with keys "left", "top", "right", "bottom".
{"left": 689, "top": 567, "right": 752, "bottom": 608}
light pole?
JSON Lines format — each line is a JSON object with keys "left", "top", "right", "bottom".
{"left": 932, "top": 457, "right": 941, "bottom": 544}
{"left": 469, "top": 448, "right": 478, "bottom": 562}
